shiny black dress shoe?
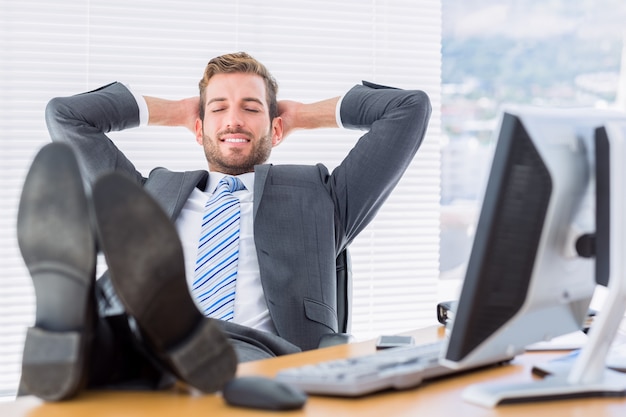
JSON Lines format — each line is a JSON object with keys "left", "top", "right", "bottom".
{"left": 17, "top": 142, "right": 96, "bottom": 401}
{"left": 92, "top": 172, "right": 237, "bottom": 393}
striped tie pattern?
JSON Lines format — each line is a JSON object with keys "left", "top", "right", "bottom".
{"left": 192, "top": 176, "right": 245, "bottom": 321}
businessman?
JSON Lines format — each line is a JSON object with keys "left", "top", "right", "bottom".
{"left": 17, "top": 52, "right": 431, "bottom": 401}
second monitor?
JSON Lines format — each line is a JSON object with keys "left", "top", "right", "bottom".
{"left": 443, "top": 105, "right": 626, "bottom": 406}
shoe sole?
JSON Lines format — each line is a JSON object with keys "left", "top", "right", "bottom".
{"left": 92, "top": 173, "right": 237, "bottom": 393}
{"left": 17, "top": 142, "right": 96, "bottom": 401}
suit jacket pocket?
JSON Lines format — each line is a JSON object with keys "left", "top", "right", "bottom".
{"left": 304, "top": 298, "right": 338, "bottom": 332}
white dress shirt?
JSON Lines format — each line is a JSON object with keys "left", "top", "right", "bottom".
{"left": 175, "top": 173, "right": 277, "bottom": 333}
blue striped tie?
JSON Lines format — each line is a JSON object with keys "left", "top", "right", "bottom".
{"left": 192, "top": 176, "right": 245, "bottom": 321}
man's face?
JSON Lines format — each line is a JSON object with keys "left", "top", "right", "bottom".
{"left": 196, "top": 72, "right": 283, "bottom": 175}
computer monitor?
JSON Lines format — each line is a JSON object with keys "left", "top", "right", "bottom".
{"left": 440, "top": 106, "right": 626, "bottom": 406}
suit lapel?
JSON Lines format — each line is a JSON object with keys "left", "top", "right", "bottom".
{"left": 253, "top": 164, "right": 270, "bottom": 219}
{"left": 144, "top": 169, "right": 208, "bottom": 220}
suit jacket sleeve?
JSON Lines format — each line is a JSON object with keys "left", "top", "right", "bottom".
{"left": 44, "top": 82, "right": 145, "bottom": 185}
{"left": 331, "top": 81, "right": 432, "bottom": 248}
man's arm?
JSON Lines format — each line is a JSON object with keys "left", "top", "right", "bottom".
{"left": 328, "top": 82, "right": 432, "bottom": 246}
{"left": 144, "top": 96, "right": 199, "bottom": 134}
{"left": 45, "top": 82, "right": 145, "bottom": 185}
{"left": 277, "top": 97, "right": 340, "bottom": 138}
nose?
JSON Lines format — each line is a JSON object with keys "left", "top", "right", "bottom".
{"left": 225, "top": 108, "right": 244, "bottom": 129}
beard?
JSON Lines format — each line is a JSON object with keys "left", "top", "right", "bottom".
{"left": 201, "top": 127, "right": 273, "bottom": 176}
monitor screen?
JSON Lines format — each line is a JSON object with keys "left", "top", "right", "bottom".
{"left": 594, "top": 125, "right": 611, "bottom": 287}
{"left": 442, "top": 106, "right": 626, "bottom": 369}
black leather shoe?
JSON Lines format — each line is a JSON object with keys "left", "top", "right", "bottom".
{"left": 92, "top": 172, "right": 237, "bottom": 393}
{"left": 17, "top": 142, "right": 96, "bottom": 401}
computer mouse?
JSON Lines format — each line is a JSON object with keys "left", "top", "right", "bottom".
{"left": 222, "top": 375, "right": 307, "bottom": 411}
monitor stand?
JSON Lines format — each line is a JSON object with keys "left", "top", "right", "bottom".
{"left": 462, "top": 122, "right": 626, "bottom": 408}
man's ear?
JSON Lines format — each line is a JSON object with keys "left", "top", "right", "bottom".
{"left": 271, "top": 117, "right": 284, "bottom": 147}
{"left": 195, "top": 118, "right": 203, "bottom": 146}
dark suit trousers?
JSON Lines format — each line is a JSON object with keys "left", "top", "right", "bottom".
{"left": 86, "top": 275, "right": 301, "bottom": 389}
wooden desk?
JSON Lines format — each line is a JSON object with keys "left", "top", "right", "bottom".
{"left": 3, "top": 326, "right": 626, "bottom": 417}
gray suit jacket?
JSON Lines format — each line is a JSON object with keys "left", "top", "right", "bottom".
{"left": 45, "top": 80, "right": 431, "bottom": 351}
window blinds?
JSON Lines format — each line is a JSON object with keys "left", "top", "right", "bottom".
{"left": 0, "top": 0, "right": 441, "bottom": 398}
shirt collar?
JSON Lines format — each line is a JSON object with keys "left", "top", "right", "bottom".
{"left": 207, "top": 171, "right": 255, "bottom": 194}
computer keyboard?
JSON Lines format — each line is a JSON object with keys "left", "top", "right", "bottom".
{"left": 274, "top": 340, "right": 449, "bottom": 397}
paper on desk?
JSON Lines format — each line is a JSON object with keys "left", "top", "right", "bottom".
{"left": 525, "top": 331, "right": 588, "bottom": 351}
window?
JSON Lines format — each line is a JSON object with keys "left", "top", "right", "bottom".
{"left": 440, "top": 0, "right": 626, "bottom": 284}
{"left": 0, "top": 0, "right": 442, "bottom": 398}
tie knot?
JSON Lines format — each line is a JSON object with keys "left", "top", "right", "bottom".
{"left": 219, "top": 176, "right": 246, "bottom": 193}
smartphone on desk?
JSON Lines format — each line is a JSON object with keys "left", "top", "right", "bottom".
{"left": 375, "top": 335, "right": 415, "bottom": 350}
